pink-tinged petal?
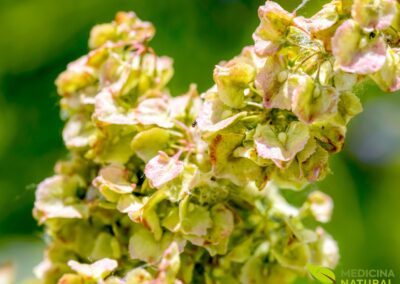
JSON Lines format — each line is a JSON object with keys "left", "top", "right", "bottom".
{"left": 258, "top": 1, "right": 292, "bottom": 19}
{"left": 34, "top": 175, "right": 88, "bottom": 224}
{"left": 197, "top": 91, "right": 246, "bottom": 132}
{"left": 63, "top": 113, "right": 96, "bottom": 149}
{"left": 288, "top": 74, "right": 339, "bottom": 123}
{"left": 270, "top": 141, "right": 328, "bottom": 190}
{"left": 94, "top": 90, "right": 138, "bottom": 125}
{"left": 145, "top": 152, "right": 184, "bottom": 188}
{"left": 117, "top": 194, "right": 143, "bottom": 214}
{"left": 93, "top": 164, "right": 135, "bottom": 194}
{"left": 255, "top": 124, "right": 286, "bottom": 161}
{"left": 253, "top": 33, "right": 281, "bottom": 57}
{"left": 294, "top": 2, "right": 338, "bottom": 33}
{"left": 153, "top": 242, "right": 181, "bottom": 283}
{"left": 114, "top": 12, "right": 155, "bottom": 44}
{"left": 315, "top": 228, "right": 340, "bottom": 268}
{"left": 240, "top": 45, "right": 267, "bottom": 69}
{"left": 68, "top": 258, "right": 117, "bottom": 279}
{"left": 307, "top": 191, "right": 333, "bottom": 223}
{"left": 252, "top": 2, "right": 293, "bottom": 56}
{"left": 135, "top": 97, "right": 174, "bottom": 128}
{"left": 352, "top": 0, "right": 397, "bottom": 31}
{"left": 257, "top": 1, "right": 293, "bottom": 40}
{"left": 332, "top": 20, "right": 386, "bottom": 74}
{"left": 254, "top": 122, "right": 310, "bottom": 166}
{"left": 255, "top": 56, "right": 291, "bottom": 110}
{"left": 169, "top": 84, "right": 202, "bottom": 121}
{"left": 293, "top": 16, "right": 312, "bottom": 33}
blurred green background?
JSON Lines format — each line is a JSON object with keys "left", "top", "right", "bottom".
{"left": 0, "top": 0, "right": 399, "bottom": 282}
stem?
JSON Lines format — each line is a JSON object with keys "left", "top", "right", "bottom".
{"left": 246, "top": 102, "right": 264, "bottom": 109}
{"left": 293, "top": 0, "right": 310, "bottom": 14}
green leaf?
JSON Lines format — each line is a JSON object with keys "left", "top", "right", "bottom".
{"left": 307, "top": 263, "right": 336, "bottom": 284}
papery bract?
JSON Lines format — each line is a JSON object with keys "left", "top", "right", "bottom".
{"left": 332, "top": 20, "right": 386, "bottom": 74}
{"left": 254, "top": 121, "right": 310, "bottom": 166}
{"left": 68, "top": 258, "right": 118, "bottom": 279}
{"left": 145, "top": 152, "right": 184, "bottom": 188}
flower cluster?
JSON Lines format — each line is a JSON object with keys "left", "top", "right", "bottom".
{"left": 32, "top": 1, "right": 399, "bottom": 283}
{"left": 199, "top": 0, "right": 372, "bottom": 192}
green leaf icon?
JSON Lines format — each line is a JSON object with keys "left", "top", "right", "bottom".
{"left": 307, "top": 263, "right": 336, "bottom": 284}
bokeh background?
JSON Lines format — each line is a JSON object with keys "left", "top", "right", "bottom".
{"left": 0, "top": 0, "right": 399, "bottom": 282}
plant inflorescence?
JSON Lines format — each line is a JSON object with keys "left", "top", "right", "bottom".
{"left": 33, "top": 1, "right": 400, "bottom": 283}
